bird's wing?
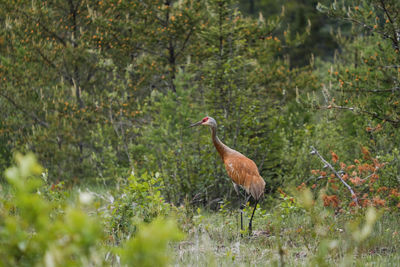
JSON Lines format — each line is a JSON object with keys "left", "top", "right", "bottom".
{"left": 224, "top": 155, "right": 261, "bottom": 192}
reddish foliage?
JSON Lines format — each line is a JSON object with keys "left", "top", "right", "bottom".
{"left": 361, "top": 199, "right": 371, "bottom": 207}
{"left": 331, "top": 184, "right": 339, "bottom": 191}
{"left": 370, "top": 173, "right": 379, "bottom": 182}
{"left": 373, "top": 196, "right": 386, "bottom": 207}
{"left": 340, "top": 162, "right": 346, "bottom": 170}
{"left": 331, "top": 151, "right": 339, "bottom": 163}
{"left": 357, "top": 164, "right": 367, "bottom": 174}
{"left": 361, "top": 146, "right": 371, "bottom": 160}
{"left": 297, "top": 183, "right": 306, "bottom": 191}
{"left": 349, "top": 201, "right": 357, "bottom": 207}
{"left": 349, "top": 176, "right": 363, "bottom": 186}
{"left": 309, "top": 147, "right": 398, "bottom": 210}
{"left": 322, "top": 194, "right": 340, "bottom": 207}
{"left": 377, "top": 186, "right": 388, "bottom": 193}
{"left": 311, "top": 184, "right": 317, "bottom": 189}
{"left": 367, "top": 124, "right": 382, "bottom": 133}
{"left": 390, "top": 189, "right": 400, "bottom": 197}
{"left": 346, "top": 164, "right": 356, "bottom": 171}
{"left": 278, "top": 188, "right": 288, "bottom": 198}
{"left": 373, "top": 158, "right": 384, "bottom": 169}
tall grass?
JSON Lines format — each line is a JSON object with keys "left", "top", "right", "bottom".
{"left": 173, "top": 205, "right": 400, "bottom": 266}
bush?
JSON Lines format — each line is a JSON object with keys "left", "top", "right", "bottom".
{"left": 0, "top": 153, "right": 105, "bottom": 266}
{"left": 118, "top": 218, "right": 184, "bottom": 267}
{"left": 0, "top": 153, "right": 188, "bottom": 266}
{"left": 107, "top": 172, "right": 173, "bottom": 244}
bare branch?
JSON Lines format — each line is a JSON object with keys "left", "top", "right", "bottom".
{"left": 175, "top": 27, "right": 194, "bottom": 59}
{"left": 343, "top": 17, "right": 394, "bottom": 46}
{"left": 379, "top": 0, "right": 400, "bottom": 51}
{"left": 0, "top": 92, "right": 49, "bottom": 128}
{"left": 310, "top": 146, "right": 359, "bottom": 206}
{"left": 383, "top": 65, "right": 400, "bottom": 69}
{"left": 334, "top": 87, "right": 400, "bottom": 93}
{"left": 318, "top": 105, "right": 400, "bottom": 126}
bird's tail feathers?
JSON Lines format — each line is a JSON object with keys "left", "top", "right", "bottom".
{"left": 250, "top": 177, "right": 266, "bottom": 201}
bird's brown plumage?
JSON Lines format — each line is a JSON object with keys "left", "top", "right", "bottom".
{"left": 224, "top": 154, "right": 265, "bottom": 201}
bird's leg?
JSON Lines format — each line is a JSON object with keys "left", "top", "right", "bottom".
{"left": 248, "top": 199, "right": 259, "bottom": 235}
{"left": 233, "top": 183, "right": 244, "bottom": 236}
{"left": 240, "top": 208, "right": 243, "bottom": 237}
{"left": 239, "top": 192, "right": 245, "bottom": 237}
{"left": 242, "top": 193, "right": 251, "bottom": 209}
{"left": 240, "top": 193, "right": 251, "bottom": 237}
{"left": 233, "top": 182, "right": 241, "bottom": 197}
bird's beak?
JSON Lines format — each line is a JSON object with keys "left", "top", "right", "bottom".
{"left": 189, "top": 120, "right": 202, "bottom": 128}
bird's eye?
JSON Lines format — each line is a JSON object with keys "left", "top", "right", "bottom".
{"left": 202, "top": 117, "right": 209, "bottom": 122}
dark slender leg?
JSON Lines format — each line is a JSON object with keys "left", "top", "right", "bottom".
{"left": 240, "top": 207, "right": 243, "bottom": 237}
{"left": 234, "top": 184, "right": 244, "bottom": 237}
{"left": 239, "top": 193, "right": 246, "bottom": 237}
{"left": 248, "top": 199, "right": 259, "bottom": 235}
{"left": 240, "top": 194, "right": 251, "bottom": 237}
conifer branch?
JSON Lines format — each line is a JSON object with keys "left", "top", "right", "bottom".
{"left": 0, "top": 92, "right": 49, "bottom": 128}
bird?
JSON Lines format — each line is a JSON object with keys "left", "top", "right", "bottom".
{"left": 190, "top": 116, "right": 266, "bottom": 235}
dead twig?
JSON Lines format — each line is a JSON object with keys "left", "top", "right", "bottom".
{"left": 310, "top": 146, "right": 359, "bottom": 206}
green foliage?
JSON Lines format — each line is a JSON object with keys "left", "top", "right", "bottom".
{"left": 309, "top": 0, "right": 400, "bottom": 192}
{"left": 0, "top": 0, "right": 321, "bottom": 202}
{"left": 0, "top": 153, "right": 189, "bottom": 266}
{"left": 0, "top": 0, "right": 400, "bottom": 265}
{"left": 108, "top": 172, "right": 173, "bottom": 245}
{"left": 0, "top": 153, "right": 105, "bottom": 266}
{"left": 0, "top": 0, "right": 207, "bottom": 183}
{"left": 1, "top": 0, "right": 400, "bottom": 258}
{"left": 239, "top": 0, "right": 340, "bottom": 66}
{"left": 118, "top": 218, "right": 184, "bottom": 267}
{"left": 293, "top": 188, "right": 386, "bottom": 266}
{"left": 316, "top": 0, "right": 400, "bottom": 127}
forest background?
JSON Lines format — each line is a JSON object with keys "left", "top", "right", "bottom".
{"left": 0, "top": 0, "right": 399, "bottom": 265}
{"left": 1, "top": 0, "right": 399, "bottom": 206}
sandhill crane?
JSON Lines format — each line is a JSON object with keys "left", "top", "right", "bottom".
{"left": 190, "top": 116, "right": 266, "bottom": 235}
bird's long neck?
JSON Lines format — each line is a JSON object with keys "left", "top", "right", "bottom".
{"left": 210, "top": 125, "right": 230, "bottom": 160}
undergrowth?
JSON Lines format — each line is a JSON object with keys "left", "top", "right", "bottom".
{"left": 0, "top": 153, "right": 398, "bottom": 266}
{"left": 175, "top": 195, "right": 400, "bottom": 266}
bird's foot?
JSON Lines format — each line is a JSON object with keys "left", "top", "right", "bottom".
{"left": 248, "top": 224, "right": 253, "bottom": 236}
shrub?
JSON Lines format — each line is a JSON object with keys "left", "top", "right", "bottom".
{"left": 118, "top": 218, "right": 184, "bottom": 267}
{"left": 108, "top": 172, "right": 173, "bottom": 244}
{"left": 307, "top": 146, "right": 400, "bottom": 210}
{"left": 0, "top": 153, "right": 105, "bottom": 266}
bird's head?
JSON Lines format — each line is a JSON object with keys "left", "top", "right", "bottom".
{"left": 190, "top": 116, "right": 217, "bottom": 128}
